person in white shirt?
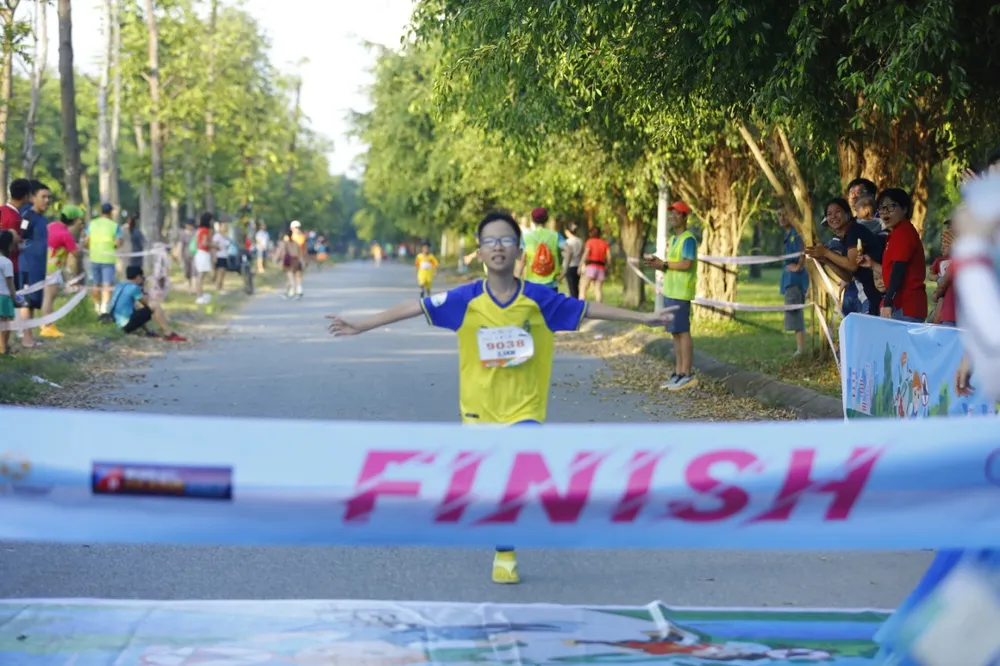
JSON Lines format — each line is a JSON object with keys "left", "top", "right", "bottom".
{"left": 212, "top": 222, "right": 231, "bottom": 294}
{"left": 254, "top": 222, "right": 270, "bottom": 273}
{"left": 0, "top": 230, "right": 19, "bottom": 355}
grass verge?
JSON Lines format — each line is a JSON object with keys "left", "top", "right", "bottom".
{"left": 0, "top": 263, "right": 288, "bottom": 406}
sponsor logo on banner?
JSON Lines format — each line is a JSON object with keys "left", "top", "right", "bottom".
{"left": 92, "top": 462, "right": 233, "bottom": 500}
{"left": 0, "top": 451, "right": 52, "bottom": 497}
{"left": 342, "top": 446, "right": 885, "bottom": 526}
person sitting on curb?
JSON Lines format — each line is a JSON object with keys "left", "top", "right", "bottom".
{"left": 109, "top": 266, "right": 187, "bottom": 342}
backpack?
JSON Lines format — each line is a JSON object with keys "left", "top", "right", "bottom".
{"left": 530, "top": 236, "right": 556, "bottom": 278}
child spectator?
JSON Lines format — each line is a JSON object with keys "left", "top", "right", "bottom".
{"left": 110, "top": 266, "right": 187, "bottom": 341}
{"left": 0, "top": 230, "right": 19, "bottom": 356}
{"left": 929, "top": 221, "right": 956, "bottom": 326}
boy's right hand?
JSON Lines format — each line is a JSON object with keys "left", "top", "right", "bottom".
{"left": 326, "top": 315, "right": 361, "bottom": 336}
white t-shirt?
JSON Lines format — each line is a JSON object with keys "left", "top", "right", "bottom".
{"left": 255, "top": 230, "right": 270, "bottom": 251}
{"left": 565, "top": 236, "right": 584, "bottom": 268}
{"left": 0, "top": 255, "right": 13, "bottom": 296}
{"left": 212, "top": 232, "right": 229, "bottom": 257}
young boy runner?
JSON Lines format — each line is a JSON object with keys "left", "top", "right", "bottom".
{"left": 414, "top": 240, "right": 439, "bottom": 298}
{"left": 327, "top": 210, "right": 675, "bottom": 585}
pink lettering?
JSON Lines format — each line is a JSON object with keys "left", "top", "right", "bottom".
{"left": 669, "top": 449, "right": 759, "bottom": 522}
{"left": 435, "top": 452, "right": 486, "bottom": 523}
{"left": 749, "top": 447, "right": 884, "bottom": 523}
{"left": 477, "top": 452, "right": 606, "bottom": 524}
{"left": 344, "top": 451, "right": 435, "bottom": 523}
{"left": 611, "top": 451, "right": 664, "bottom": 523}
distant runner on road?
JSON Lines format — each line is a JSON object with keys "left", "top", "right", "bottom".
{"left": 326, "top": 209, "right": 675, "bottom": 587}
{"left": 414, "top": 240, "right": 438, "bottom": 298}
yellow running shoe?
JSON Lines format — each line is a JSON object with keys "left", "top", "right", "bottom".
{"left": 39, "top": 324, "right": 64, "bottom": 338}
{"left": 492, "top": 550, "right": 520, "bottom": 584}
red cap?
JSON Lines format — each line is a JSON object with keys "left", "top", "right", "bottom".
{"left": 531, "top": 207, "right": 549, "bottom": 224}
{"left": 668, "top": 201, "right": 691, "bottom": 215}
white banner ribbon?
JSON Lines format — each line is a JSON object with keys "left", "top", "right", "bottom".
{"left": 15, "top": 271, "right": 86, "bottom": 298}
{"left": 0, "top": 287, "right": 89, "bottom": 331}
{"left": 626, "top": 261, "right": 841, "bottom": 372}
{"left": 700, "top": 252, "right": 803, "bottom": 265}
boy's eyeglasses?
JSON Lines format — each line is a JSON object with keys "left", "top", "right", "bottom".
{"left": 480, "top": 236, "right": 518, "bottom": 249}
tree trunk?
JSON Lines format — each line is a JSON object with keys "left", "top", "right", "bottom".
{"left": 109, "top": 0, "right": 121, "bottom": 209}
{"left": 283, "top": 77, "right": 302, "bottom": 199}
{"left": 145, "top": 0, "right": 164, "bottom": 241}
{"left": 837, "top": 135, "right": 862, "bottom": 190}
{"left": 614, "top": 196, "right": 646, "bottom": 309}
{"left": 183, "top": 133, "right": 196, "bottom": 221}
{"left": 0, "top": 1, "right": 21, "bottom": 203}
{"left": 22, "top": 0, "right": 45, "bottom": 178}
{"left": 203, "top": 0, "right": 218, "bottom": 215}
{"left": 749, "top": 217, "right": 762, "bottom": 279}
{"left": 97, "top": 0, "right": 113, "bottom": 205}
{"left": 58, "top": 0, "right": 83, "bottom": 204}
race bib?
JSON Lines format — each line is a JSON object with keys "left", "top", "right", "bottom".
{"left": 420, "top": 261, "right": 433, "bottom": 271}
{"left": 477, "top": 326, "right": 534, "bottom": 368}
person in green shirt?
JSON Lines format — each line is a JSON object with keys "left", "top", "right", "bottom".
{"left": 83, "top": 203, "right": 122, "bottom": 314}
{"left": 520, "top": 207, "right": 565, "bottom": 290}
{"left": 643, "top": 200, "right": 698, "bottom": 391}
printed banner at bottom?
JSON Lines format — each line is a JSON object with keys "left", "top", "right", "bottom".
{"left": 0, "top": 598, "right": 892, "bottom": 665}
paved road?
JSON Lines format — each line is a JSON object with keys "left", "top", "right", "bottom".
{"left": 1, "top": 262, "right": 932, "bottom": 607}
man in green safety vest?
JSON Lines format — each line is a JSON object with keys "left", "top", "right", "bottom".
{"left": 84, "top": 203, "right": 122, "bottom": 314}
{"left": 643, "top": 200, "right": 698, "bottom": 391}
{"left": 520, "top": 207, "right": 564, "bottom": 290}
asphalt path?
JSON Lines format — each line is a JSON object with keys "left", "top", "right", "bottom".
{"left": 1, "top": 261, "right": 932, "bottom": 608}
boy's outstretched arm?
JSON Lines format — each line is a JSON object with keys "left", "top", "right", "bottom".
{"left": 584, "top": 301, "right": 676, "bottom": 328}
{"left": 327, "top": 300, "right": 423, "bottom": 336}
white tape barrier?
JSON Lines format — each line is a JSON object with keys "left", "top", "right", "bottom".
{"left": 626, "top": 261, "right": 841, "bottom": 371}
{"left": 0, "top": 287, "right": 89, "bottom": 331}
{"left": 700, "top": 252, "right": 802, "bottom": 265}
{"left": 15, "top": 271, "right": 86, "bottom": 297}
{"left": 82, "top": 247, "right": 168, "bottom": 259}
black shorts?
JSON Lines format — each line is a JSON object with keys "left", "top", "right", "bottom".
{"left": 19, "top": 272, "right": 42, "bottom": 310}
{"left": 122, "top": 306, "right": 152, "bottom": 334}
{"left": 215, "top": 257, "right": 228, "bottom": 270}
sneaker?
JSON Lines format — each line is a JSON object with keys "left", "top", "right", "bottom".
{"left": 660, "top": 373, "right": 681, "bottom": 390}
{"left": 492, "top": 550, "right": 520, "bottom": 584}
{"left": 295, "top": 293, "right": 303, "bottom": 301}
{"left": 165, "top": 333, "right": 187, "bottom": 342}
{"left": 39, "top": 325, "right": 64, "bottom": 338}
{"left": 668, "top": 375, "right": 698, "bottom": 391}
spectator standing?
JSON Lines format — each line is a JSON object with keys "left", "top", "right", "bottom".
{"left": 254, "top": 222, "right": 270, "bottom": 273}
{"left": 521, "top": 207, "right": 564, "bottom": 291}
{"left": 560, "top": 223, "right": 584, "bottom": 299}
{"left": 278, "top": 224, "right": 304, "bottom": 300}
{"left": 177, "top": 220, "right": 195, "bottom": 290}
{"left": 847, "top": 178, "right": 883, "bottom": 235}
{"left": 84, "top": 203, "right": 121, "bottom": 315}
{"left": 123, "top": 214, "right": 145, "bottom": 270}
{"left": 212, "top": 221, "right": 231, "bottom": 294}
{"left": 0, "top": 231, "right": 18, "bottom": 356}
{"left": 805, "top": 198, "right": 885, "bottom": 316}
{"left": 643, "top": 200, "right": 698, "bottom": 391}
{"left": 861, "top": 188, "right": 927, "bottom": 322}
{"left": 929, "top": 221, "right": 956, "bottom": 326}
{"left": 777, "top": 210, "right": 808, "bottom": 355}
{"left": 193, "top": 213, "right": 214, "bottom": 305}
{"left": 0, "top": 179, "right": 31, "bottom": 289}
{"left": 17, "top": 181, "right": 52, "bottom": 349}
{"left": 38, "top": 205, "right": 83, "bottom": 339}
{"left": 579, "top": 226, "right": 612, "bottom": 303}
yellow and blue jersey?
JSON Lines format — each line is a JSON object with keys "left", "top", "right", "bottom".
{"left": 420, "top": 279, "right": 588, "bottom": 424}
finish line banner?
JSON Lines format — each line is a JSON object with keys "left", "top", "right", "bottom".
{"left": 839, "top": 314, "right": 997, "bottom": 419}
{"left": 2, "top": 407, "right": 1000, "bottom": 550}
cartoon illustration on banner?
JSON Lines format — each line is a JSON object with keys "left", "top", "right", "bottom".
{"left": 0, "top": 599, "right": 892, "bottom": 664}
{"left": 840, "top": 314, "right": 996, "bottom": 419}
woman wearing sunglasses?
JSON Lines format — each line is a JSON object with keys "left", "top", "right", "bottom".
{"left": 857, "top": 188, "right": 927, "bottom": 322}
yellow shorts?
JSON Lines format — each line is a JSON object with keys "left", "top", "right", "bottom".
{"left": 417, "top": 271, "right": 435, "bottom": 288}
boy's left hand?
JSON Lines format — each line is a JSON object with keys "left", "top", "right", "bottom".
{"left": 643, "top": 307, "right": 678, "bottom": 327}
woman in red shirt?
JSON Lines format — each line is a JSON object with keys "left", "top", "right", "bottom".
{"left": 860, "top": 188, "right": 926, "bottom": 322}
{"left": 579, "top": 226, "right": 612, "bottom": 302}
